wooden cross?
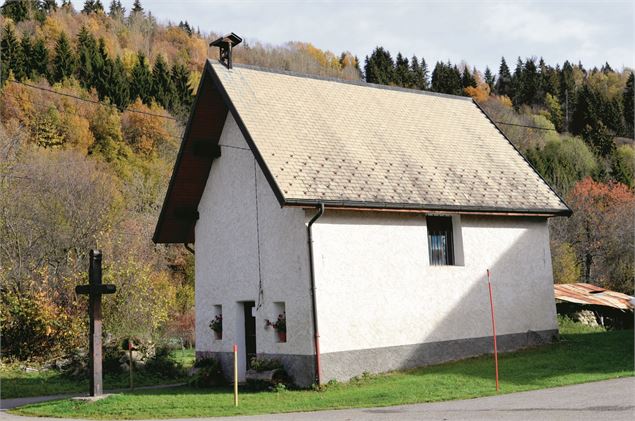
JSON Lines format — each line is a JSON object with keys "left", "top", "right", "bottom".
{"left": 75, "top": 250, "right": 116, "bottom": 396}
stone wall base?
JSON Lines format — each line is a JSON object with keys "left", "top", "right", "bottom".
{"left": 197, "top": 329, "right": 558, "bottom": 388}
{"left": 195, "top": 351, "right": 315, "bottom": 387}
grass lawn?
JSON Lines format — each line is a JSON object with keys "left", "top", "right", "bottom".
{"left": 10, "top": 322, "right": 634, "bottom": 419}
{"left": 0, "top": 349, "right": 195, "bottom": 400}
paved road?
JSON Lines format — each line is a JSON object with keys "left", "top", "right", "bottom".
{"left": 1, "top": 377, "right": 633, "bottom": 420}
{"left": 0, "top": 384, "right": 185, "bottom": 410}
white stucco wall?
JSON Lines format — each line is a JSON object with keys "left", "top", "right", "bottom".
{"left": 195, "top": 113, "right": 558, "bottom": 384}
{"left": 311, "top": 211, "right": 557, "bottom": 354}
{"left": 195, "top": 113, "right": 313, "bottom": 380}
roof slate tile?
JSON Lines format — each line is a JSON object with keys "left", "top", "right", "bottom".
{"left": 211, "top": 61, "right": 569, "bottom": 214}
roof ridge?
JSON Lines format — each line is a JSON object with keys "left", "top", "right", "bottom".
{"left": 208, "top": 59, "right": 474, "bottom": 102}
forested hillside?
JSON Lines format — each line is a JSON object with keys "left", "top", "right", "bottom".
{"left": 0, "top": 0, "right": 632, "bottom": 363}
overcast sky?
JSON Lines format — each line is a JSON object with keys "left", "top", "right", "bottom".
{"left": 76, "top": 0, "right": 634, "bottom": 72}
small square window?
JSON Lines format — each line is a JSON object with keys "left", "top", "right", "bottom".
{"left": 427, "top": 216, "right": 454, "bottom": 266}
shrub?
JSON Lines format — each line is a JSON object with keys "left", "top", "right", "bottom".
{"left": 189, "top": 357, "right": 224, "bottom": 387}
{"left": 249, "top": 357, "right": 282, "bottom": 372}
{"left": 63, "top": 339, "right": 131, "bottom": 379}
{"left": 270, "top": 383, "right": 287, "bottom": 393}
{"left": 58, "top": 348, "right": 88, "bottom": 378}
{"left": 144, "top": 346, "right": 185, "bottom": 379}
{"left": 350, "top": 371, "right": 376, "bottom": 385}
{"left": 557, "top": 315, "right": 606, "bottom": 334}
{"left": 0, "top": 288, "right": 84, "bottom": 362}
{"left": 102, "top": 341, "right": 126, "bottom": 375}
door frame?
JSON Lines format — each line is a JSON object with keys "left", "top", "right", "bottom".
{"left": 235, "top": 301, "right": 256, "bottom": 381}
{"left": 243, "top": 301, "right": 256, "bottom": 370}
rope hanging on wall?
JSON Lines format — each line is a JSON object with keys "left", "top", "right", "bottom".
{"left": 254, "top": 158, "right": 264, "bottom": 310}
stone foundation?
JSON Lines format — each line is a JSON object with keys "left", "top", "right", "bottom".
{"left": 197, "top": 329, "right": 558, "bottom": 387}
{"left": 320, "top": 329, "right": 558, "bottom": 382}
{"left": 196, "top": 351, "right": 315, "bottom": 387}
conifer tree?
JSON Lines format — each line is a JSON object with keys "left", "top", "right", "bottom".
{"left": 353, "top": 55, "right": 361, "bottom": 73}
{"left": 107, "top": 57, "right": 130, "bottom": 109}
{"left": 93, "top": 38, "right": 113, "bottom": 100}
{"left": 507, "top": 58, "right": 525, "bottom": 106}
{"left": 338, "top": 52, "right": 347, "bottom": 68}
{"left": 519, "top": 58, "right": 540, "bottom": 105}
{"left": 76, "top": 26, "right": 97, "bottom": 89}
{"left": 151, "top": 54, "right": 176, "bottom": 109}
{"left": 572, "top": 85, "right": 617, "bottom": 156}
{"left": 544, "top": 64, "right": 560, "bottom": 98}
{"left": 1, "top": 0, "right": 30, "bottom": 22}
{"left": 461, "top": 67, "right": 476, "bottom": 89}
{"left": 430, "top": 62, "right": 445, "bottom": 93}
{"left": 536, "top": 58, "right": 547, "bottom": 103}
{"left": 420, "top": 57, "right": 429, "bottom": 90}
{"left": 82, "top": 0, "right": 104, "bottom": 14}
{"left": 42, "top": 0, "right": 58, "bottom": 13}
{"left": 171, "top": 62, "right": 193, "bottom": 116}
{"left": 393, "top": 53, "right": 411, "bottom": 87}
{"left": 577, "top": 61, "right": 585, "bottom": 74}
{"left": 20, "top": 36, "right": 33, "bottom": 79}
{"left": 623, "top": 72, "right": 634, "bottom": 138}
{"left": 484, "top": 67, "right": 495, "bottom": 90}
{"left": 494, "top": 57, "right": 512, "bottom": 97}
{"left": 570, "top": 84, "right": 593, "bottom": 136}
{"left": 364, "top": 47, "right": 394, "bottom": 85}
{"left": 431, "top": 61, "right": 462, "bottom": 95}
{"left": 560, "top": 61, "right": 575, "bottom": 113}
{"left": 52, "top": 32, "right": 75, "bottom": 82}
{"left": 31, "top": 38, "right": 50, "bottom": 79}
{"left": 410, "top": 55, "right": 426, "bottom": 90}
{"left": 130, "top": 52, "right": 153, "bottom": 103}
{"left": 82, "top": 0, "right": 93, "bottom": 13}
{"left": 1, "top": 24, "right": 25, "bottom": 82}
{"left": 108, "top": 0, "right": 125, "bottom": 19}
{"left": 604, "top": 97, "right": 625, "bottom": 136}
{"left": 451, "top": 65, "right": 462, "bottom": 95}
{"left": 178, "top": 21, "right": 192, "bottom": 36}
{"left": 131, "top": 0, "right": 143, "bottom": 14}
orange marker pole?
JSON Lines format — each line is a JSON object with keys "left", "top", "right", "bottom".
{"left": 233, "top": 344, "right": 238, "bottom": 406}
{"left": 487, "top": 269, "right": 500, "bottom": 392}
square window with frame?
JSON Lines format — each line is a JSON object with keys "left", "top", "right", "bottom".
{"left": 427, "top": 216, "right": 455, "bottom": 266}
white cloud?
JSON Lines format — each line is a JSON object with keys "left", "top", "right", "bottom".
{"left": 482, "top": 2, "right": 601, "bottom": 44}
{"left": 71, "top": 0, "right": 634, "bottom": 70}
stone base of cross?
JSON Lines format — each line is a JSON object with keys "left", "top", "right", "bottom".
{"left": 75, "top": 250, "right": 116, "bottom": 396}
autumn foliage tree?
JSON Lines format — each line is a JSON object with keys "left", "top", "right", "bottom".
{"left": 552, "top": 178, "right": 634, "bottom": 294}
{"left": 551, "top": 242, "right": 581, "bottom": 285}
{"left": 122, "top": 99, "right": 177, "bottom": 156}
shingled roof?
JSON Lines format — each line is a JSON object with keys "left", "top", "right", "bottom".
{"left": 153, "top": 60, "right": 571, "bottom": 243}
